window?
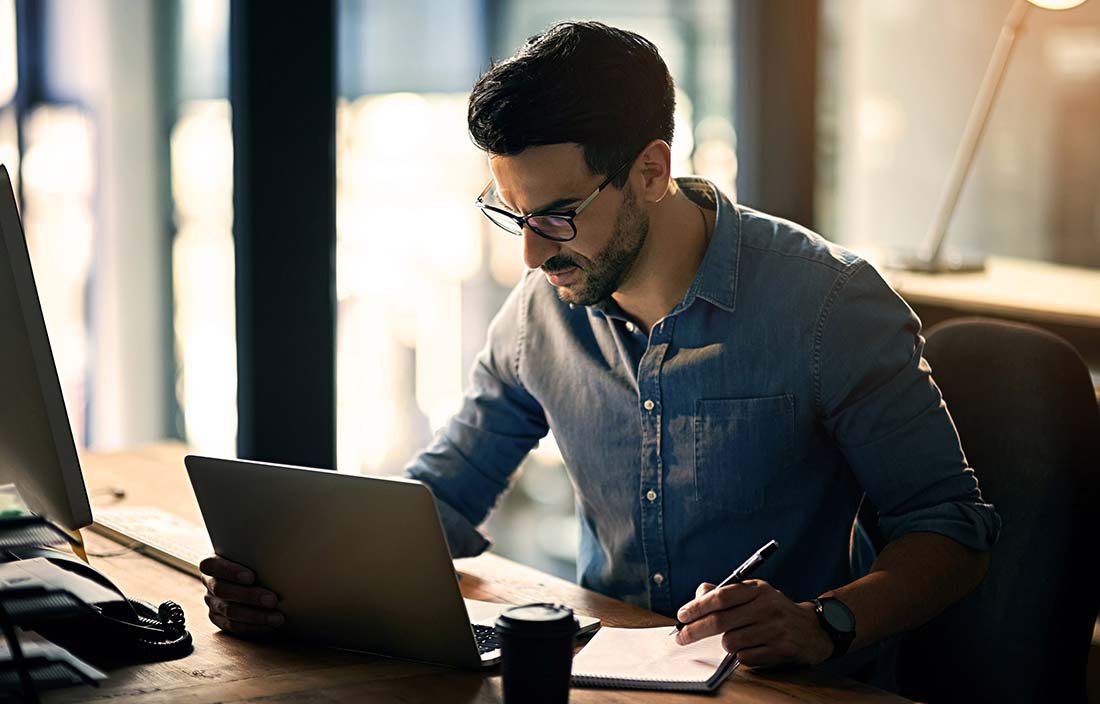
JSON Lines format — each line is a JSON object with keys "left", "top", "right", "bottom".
{"left": 0, "top": 0, "right": 17, "bottom": 194}
{"left": 12, "top": 1, "right": 181, "bottom": 450}
{"left": 171, "top": 99, "right": 235, "bottom": 456}
{"left": 10, "top": 0, "right": 97, "bottom": 447}
{"left": 818, "top": 0, "right": 1100, "bottom": 268}
{"left": 336, "top": 0, "right": 490, "bottom": 474}
{"left": 19, "top": 107, "right": 95, "bottom": 444}
{"left": 171, "top": 0, "right": 235, "bottom": 456}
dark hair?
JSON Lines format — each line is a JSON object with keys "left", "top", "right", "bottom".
{"left": 468, "top": 21, "right": 676, "bottom": 188}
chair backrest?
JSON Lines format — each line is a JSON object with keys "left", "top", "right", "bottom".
{"left": 893, "top": 317, "right": 1100, "bottom": 703}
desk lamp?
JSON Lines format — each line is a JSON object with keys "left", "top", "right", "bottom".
{"left": 891, "top": 0, "right": 1089, "bottom": 273}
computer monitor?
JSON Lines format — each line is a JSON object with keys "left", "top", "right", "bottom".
{"left": 0, "top": 164, "right": 92, "bottom": 530}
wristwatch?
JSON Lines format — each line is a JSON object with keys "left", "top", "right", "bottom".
{"left": 812, "top": 597, "right": 856, "bottom": 660}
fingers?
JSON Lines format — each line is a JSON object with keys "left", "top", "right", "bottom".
{"left": 209, "top": 612, "right": 282, "bottom": 635}
{"left": 676, "top": 585, "right": 824, "bottom": 669}
{"left": 732, "top": 645, "right": 786, "bottom": 668}
{"left": 199, "top": 555, "right": 255, "bottom": 585}
{"left": 205, "top": 595, "right": 282, "bottom": 625}
{"left": 695, "top": 582, "right": 716, "bottom": 599}
{"left": 678, "top": 579, "right": 765, "bottom": 625}
{"left": 199, "top": 555, "right": 282, "bottom": 635}
{"left": 719, "top": 622, "right": 782, "bottom": 658}
{"left": 205, "top": 595, "right": 284, "bottom": 633}
{"left": 676, "top": 599, "right": 760, "bottom": 645}
{"left": 204, "top": 577, "right": 279, "bottom": 609}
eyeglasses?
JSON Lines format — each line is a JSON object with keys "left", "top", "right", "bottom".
{"left": 474, "top": 156, "right": 636, "bottom": 242}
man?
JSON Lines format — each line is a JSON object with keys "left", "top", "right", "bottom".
{"left": 200, "top": 22, "right": 999, "bottom": 687}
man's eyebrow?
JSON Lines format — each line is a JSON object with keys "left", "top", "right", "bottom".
{"left": 497, "top": 191, "right": 584, "bottom": 215}
{"left": 532, "top": 196, "right": 585, "bottom": 213}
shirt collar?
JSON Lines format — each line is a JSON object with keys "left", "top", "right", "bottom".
{"left": 671, "top": 176, "right": 739, "bottom": 314}
{"left": 586, "top": 176, "right": 740, "bottom": 319}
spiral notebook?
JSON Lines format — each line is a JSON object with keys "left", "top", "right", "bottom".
{"left": 570, "top": 626, "right": 739, "bottom": 692}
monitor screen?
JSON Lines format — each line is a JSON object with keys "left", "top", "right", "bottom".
{"left": 0, "top": 163, "right": 92, "bottom": 530}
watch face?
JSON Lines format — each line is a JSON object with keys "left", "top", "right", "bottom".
{"left": 821, "top": 598, "right": 855, "bottom": 633}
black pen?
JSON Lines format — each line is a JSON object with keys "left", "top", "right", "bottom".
{"left": 668, "top": 539, "right": 780, "bottom": 636}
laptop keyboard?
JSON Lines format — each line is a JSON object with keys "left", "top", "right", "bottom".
{"left": 473, "top": 624, "right": 500, "bottom": 654}
{"left": 91, "top": 506, "right": 213, "bottom": 577}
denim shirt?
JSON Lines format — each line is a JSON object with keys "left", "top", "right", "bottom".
{"left": 406, "top": 177, "right": 1000, "bottom": 629}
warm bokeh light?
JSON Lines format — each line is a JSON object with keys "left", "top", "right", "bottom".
{"left": 1027, "top": 0, "right": 1088, "bottom": 9}
{"left": 0, "top": 0, "right": 15, "bottom": 107}
{"left": 670, "top": 89, "right": 696, "bottom": 175}
{"left": 20, "top": 107, "right": 95, "bottom": 446}
{"left": 336, "top": 93, "right": 486, "bottom": 473}
{"left": 693, "top": 115, "right": 738, "bottom": 199}
{"left": 0, "top": 108, "right": 18, "bottom": 196}
{"left": 171, "top": 100, "right": 237, "bottom": 456}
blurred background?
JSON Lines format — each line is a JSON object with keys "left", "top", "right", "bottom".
{"left": 1, "top": 0, "right": 1098, "bottom": 579}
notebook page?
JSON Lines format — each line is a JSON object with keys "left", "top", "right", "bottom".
{"left": 571, "top": 626, "right": 733, "bottom": 685}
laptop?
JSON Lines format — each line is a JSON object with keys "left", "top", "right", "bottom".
{"left": 185, "top": 455, "right": 599, "bottom": 668}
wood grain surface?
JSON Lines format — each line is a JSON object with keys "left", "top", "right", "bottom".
{"left": 35, "top": 445, "right": 912, "bottom": 703}
{"left": 880, "top": 255, "right": 1100, "bottom": 329}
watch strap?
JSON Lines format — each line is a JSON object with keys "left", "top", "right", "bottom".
{"left": 813, "top": 597, "right": 855, "bottom": 660}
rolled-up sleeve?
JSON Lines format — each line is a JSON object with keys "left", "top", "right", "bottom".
{"left": 405, "top": 277, "right": 549, "bottom": 557}
{"left": 815, "top": 262, "right": 1001, "bottom": 551}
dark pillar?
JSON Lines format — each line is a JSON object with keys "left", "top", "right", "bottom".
{"left": 230, "top": 1, "right": 337, "bottom": 468}
{"left": 734, "top": 1, "right": 819, "bottom": 229}
{"left": 155, "top": 1, "right": 183, "bottom": 441}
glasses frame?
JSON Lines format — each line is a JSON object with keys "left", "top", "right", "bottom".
{"left": 474, "top": 155, "right": 636, "bottom": 242}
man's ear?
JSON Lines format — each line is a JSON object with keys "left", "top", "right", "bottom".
{"left": 634, "top": 139, "right": 673, "bottom": 204}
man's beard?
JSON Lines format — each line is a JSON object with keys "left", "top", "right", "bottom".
{"left": 541, "top": 185, "right": 649, "bottom": 307}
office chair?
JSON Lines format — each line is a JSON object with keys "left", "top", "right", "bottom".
{"left": 864, "top": 317, "right": 1100, "bottom": 703}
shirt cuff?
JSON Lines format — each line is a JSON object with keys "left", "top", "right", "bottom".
{"left": 433, "top": 495, "right": 493, "bottom": 558}
{"left": 878, "top": 500, "right": 1002, "bottom": 552}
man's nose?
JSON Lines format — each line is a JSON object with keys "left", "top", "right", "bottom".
{"left": 522, "top": 226, "right": 561, "bottom": 270}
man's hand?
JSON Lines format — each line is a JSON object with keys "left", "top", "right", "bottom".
{"left": 199, "top": 555, "right": 284, "bottom": 635}
{"left": 675, "top": 580, "right": 834, "bottom": 667}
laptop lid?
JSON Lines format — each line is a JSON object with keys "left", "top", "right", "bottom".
{"left": 185, "top": 455, "right": 484, "bottom": 668}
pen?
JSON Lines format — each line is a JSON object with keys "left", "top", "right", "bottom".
{"left": 668, "top": 539, "right": 780, "bottom": 636}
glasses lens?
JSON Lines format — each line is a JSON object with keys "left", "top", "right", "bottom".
{"left": 481, "top": 208, "right": 522, "bottom": 235}
{"left": 528, "top": 215, "right": 575, "bottom": 241}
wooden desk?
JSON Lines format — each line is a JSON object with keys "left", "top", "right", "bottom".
{"left": 881, "top": 255, "right": 1100, "bottom": 330}
{"left": 40, "top": 445, "right": 911, "bottom": 703}
{"left": 876, "top": 255, "right": 1100, "bottom": 380}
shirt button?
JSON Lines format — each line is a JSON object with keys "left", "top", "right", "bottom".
{"left": 643, "top": 399, "right": 655, "bottom": 411}
{"left": 652, "top": 573, "right": 665, "bottom": 585}
{"left": 625, "top": 321, "right": 636, "bottom": 333}
{"left": 645, "top": 489, "right": 657, "bottom": 502}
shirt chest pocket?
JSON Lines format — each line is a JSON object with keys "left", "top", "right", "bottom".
{"left": 693, "top": 395, "right": 795, "bottom": 516}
